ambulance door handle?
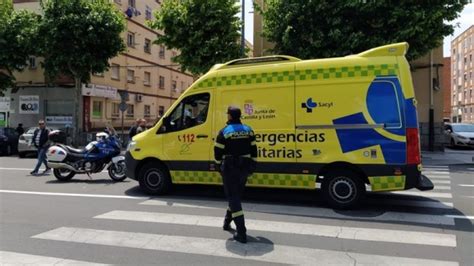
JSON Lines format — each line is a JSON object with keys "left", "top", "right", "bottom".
{"left": 196, "top": 134, "right": 209, "bottom": 139}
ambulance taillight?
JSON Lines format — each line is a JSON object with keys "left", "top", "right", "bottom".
{"left": 406, "top": 128, "right": 421, "bottom": 165}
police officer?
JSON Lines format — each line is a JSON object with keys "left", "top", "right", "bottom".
{"left": 214, "top": 106, "right": 257, "bottom": 243}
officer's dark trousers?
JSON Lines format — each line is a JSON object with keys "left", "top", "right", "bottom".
{"left": 222, "top": 158, "right": 249, "bottom": 234}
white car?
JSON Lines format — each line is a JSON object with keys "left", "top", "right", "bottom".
{"left": 445, "top": 123, "right": 474, "bottom": 148}
{"left": 17, "top": 127, "right": 57, "bottom": 158}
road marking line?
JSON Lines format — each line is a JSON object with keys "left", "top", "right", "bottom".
{"left": 426, "top": 176, "right": 451, "bottom": 180}
{"left": 431, "top": 185, "right": 451, "bottom": 190}
{"left": 444, "top": 215, "right": 474, "bottom": 220}
{"left": 0, "top": 167, "right": 108, "bottom": 173}
{"left": 95, "top": 210, "right": 457, "bottom": 247}
{"left": 0, "top": 190, "right": 456, "bottom": 225}
{"left": 0, "top": 190, "right": 150, "bottom": 200}
{"left": 369, "top": 199, "right": 453, "bottom": 209}
{"left": 32, "top": 227, "right": 459, "bottom": 266}
{"left": 458, "top": 184, "right": 474, "bottom": 187}
{"left": 388, "top": 191, "right": 452, "bottom": 199}
{"left": 140, "top": 199, "right": 455, "bottom": 226}
{"left": 423, "top": 171, "right": 450, "bottom": 175}
{"left": 0, "top": 250, "right": 108, "bottom": 265}
{"left": 432, "top": 180, "right": 451, "bottom": 184}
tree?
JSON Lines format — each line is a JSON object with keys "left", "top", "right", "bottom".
{"left": 259, "top": 0, "right": 468, "bottom": 60}
{"left": 39, "top": 0, "right": 125, "bottom": 140}
{"left": 0, "top": 0, "right": 40, "bottom": 96}
{"left": 150, "top": 0, "right": 242, "bottom": 76}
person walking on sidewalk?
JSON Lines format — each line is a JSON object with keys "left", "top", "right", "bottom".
{"left": 30, "top": 120, "right": 51, "bottom": 175}
{"left": 214, "top": 106, "right": 257, "bottom": 244}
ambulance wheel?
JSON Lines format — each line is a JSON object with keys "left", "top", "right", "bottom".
{"left": 138, "top": 162, "right": 171, "bottom": 195}
{"left": 53, "top": 169, "right": 75, "bottom": 181}
{"left": 322, "top": 169, "right": 365, "bottom": 209}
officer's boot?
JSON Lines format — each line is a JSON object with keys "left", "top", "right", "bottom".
{"left": 232, "top": 215, "right": 247, "bottom": 243}
{"left": 223, "top": 209, "right": 232, "bottom": 231}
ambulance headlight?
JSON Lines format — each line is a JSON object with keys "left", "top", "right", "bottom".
{"left": 127, "top": 141, "right": 136, "bottom": 151}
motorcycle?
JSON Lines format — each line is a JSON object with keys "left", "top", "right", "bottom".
{"left": 46, "top": 131, "right": 127, "bottom": 182}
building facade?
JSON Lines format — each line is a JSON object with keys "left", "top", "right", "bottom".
{"left": 253, "top": 0, "right": 446, "bottom": 150}
{"left": 451, "top": 25, "right": 474, "bottom": 123}
{"left": 5, "top": 0, "right": 193, "bottom": 136}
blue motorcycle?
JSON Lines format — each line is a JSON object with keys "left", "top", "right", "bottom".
{"left": 46, "top": 131, "right": 126, "bottom": 182}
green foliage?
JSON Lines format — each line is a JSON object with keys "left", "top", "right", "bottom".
{"left": 0, "top": 0, "right": 40, "bottom": 94}
{"left": 39, "top": 0, "right": 126, "bottom": 82}
{"left": 260, "top": 0, "right": 468, "bottom": 60}
{"left": 150, "top": 0, "right": 242, "bottom": 75}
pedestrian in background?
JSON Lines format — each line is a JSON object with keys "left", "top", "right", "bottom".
{"left": 214, "top": 106, "right": 258, "bottom": 244}
{"left": 30, "top": 120, "right": 51, "bottom": 175}
{"left": 128, "top": 118, "right": 140, "bottom": 141}
{"left": 15, "top": 123, "right": 24, "bottom": 136}
{"left": 136, "top": 118, "right": 147, "bottom": 134}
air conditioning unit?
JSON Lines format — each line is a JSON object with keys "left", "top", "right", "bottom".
{"left": 135, "top": 94, "right": 143, "bottom": 102}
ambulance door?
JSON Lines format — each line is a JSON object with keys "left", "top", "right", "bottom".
{"left": 160, "top": 91, "right": 214, "bottom": 171}
{"left": 213, "top": 65, "right": 297, "bottom": 177}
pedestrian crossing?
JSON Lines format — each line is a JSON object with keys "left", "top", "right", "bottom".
{"left": 3, "top": 165, "right": 466, "bottom": 265}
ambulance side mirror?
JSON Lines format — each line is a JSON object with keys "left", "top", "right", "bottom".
{"left": 158, "top": 117, "right": 171, "bottom": 133}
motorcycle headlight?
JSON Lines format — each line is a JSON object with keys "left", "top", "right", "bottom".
{"left": 127, "top": 141, "right": 136, "bottom": 151}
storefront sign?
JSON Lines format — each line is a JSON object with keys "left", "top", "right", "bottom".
{"left": 19, "top": 95, "right": 39, "bottom": 114}
{"left": 0, "top": 97, "right": 10, "bottom": 112}
{"left": 82, "top": 84, "right": 118, "bottom": 99}
{"left": 45, "top": 116, "right": 73, "bottom": 125}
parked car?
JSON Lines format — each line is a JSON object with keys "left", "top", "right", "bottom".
{"left": 18, "top": 127, "right": 58, "bottom": 158}
{"left": 444, "top": 123, "right": 474, "bottom": 148}
{"left": 0, "top": 127, "right": 19, "bottom": 156}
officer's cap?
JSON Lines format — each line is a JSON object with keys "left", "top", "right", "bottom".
{"left": 227, "top": 106, "right": 241, "bottom": 119}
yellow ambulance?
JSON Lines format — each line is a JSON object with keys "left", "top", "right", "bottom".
{"left": 125, "top": 42, "right": 434, "bottom": 208}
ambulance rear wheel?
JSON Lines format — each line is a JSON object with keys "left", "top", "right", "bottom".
{"left": 138, "top": 162, "right": 171, "bottom": 195}
{"left": 322, "top": 170, "right": 365, "bottom": 209}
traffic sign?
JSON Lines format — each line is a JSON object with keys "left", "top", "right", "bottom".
{"left": 119, "top": 102, "right": 128, "bottom": 112}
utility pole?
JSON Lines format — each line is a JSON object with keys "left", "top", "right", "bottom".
{"left": 240, "top": 0, "right": 245, "bottom": 57}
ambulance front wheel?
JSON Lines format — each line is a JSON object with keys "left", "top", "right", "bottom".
{"left": 138, "top": 162, "right": 171, "bottom": 195}
{"left": 322, "top": 169, "right": 365, "bottom": 209}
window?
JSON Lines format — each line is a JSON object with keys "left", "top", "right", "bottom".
{"left": 172, "top": 80, "right": 177, "bottom": 91}
{"left": 159, "top": 75, "right": 165, "bottom": 89}
{"left": 92, "top": 101, "right": 103, "bottom": 118}
{"left": 144, "top": 71, "right": 151, "bottom": 86}
{"left": 111, "top": 64, "right": 120, "bottom": 80}
{"left": 158, "top": 106, "right": 165, "bottom": 117}
{"left": 45, "top": 100, "right": 73, "bottom": 116}
{"left": 145, "top": 5, "right": 152, "bottom": 20}
{"left": 144, "top": 105, "right": 151, "bottom": 117}
{"left": 159, "top": 45, "right": 165, "bottom": 58}
{"left": 144, "top": 38, "right": 151, "bottom": 53}
{"left": 128, "top": 0, "right": 135, "bottom": 8}
{"left": 162, "top": 93, "right": 210, "bottom": 132}
{"left": 28, "top": 56, "right": 36, "bottom": 69}
{"left": 127, "top": 32, "right": 135, "bottom": 47}
{"left": 112, "top": 103, "right": 120, "bottom": 117}
{"left": 126, "top": 104, "right": 134, "bottom": 118}
{"left": 172, "top": 51, "right": 177, "bottom": 58}
{"left": 181, "top": 81, "right": 185, "bottom": 92}
{"left": 127, "top": 69, "right": 135, "bottom": 83}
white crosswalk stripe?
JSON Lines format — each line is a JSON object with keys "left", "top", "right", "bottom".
{"left": 388, "top": 191, "right": 452, "bottom": 198}
{"left": 95, "top": 210, "right": 457, "bottom": 247}
{"left": 0, "top": 251, "right": 108, "bottom": 265}
{"left": 140, "top": 199, "right": 455, "bottom": 225}
{"left": 32, "top": 227, "right": 458, "bottom": 266}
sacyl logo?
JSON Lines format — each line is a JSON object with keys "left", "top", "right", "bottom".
{"left": 301, "top": 98, "right": 317, "bottom": 113}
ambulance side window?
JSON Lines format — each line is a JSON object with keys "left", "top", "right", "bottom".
{"left": 162, "top": 93, "right": 210, "bottom": 133}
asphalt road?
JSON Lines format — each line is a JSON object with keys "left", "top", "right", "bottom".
{"left": 0, "top": 156, "right": 473, "bottom": 265}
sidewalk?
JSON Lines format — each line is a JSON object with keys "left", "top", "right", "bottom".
{"left": 422, "top": 148, "right": 474, "bottom": 165}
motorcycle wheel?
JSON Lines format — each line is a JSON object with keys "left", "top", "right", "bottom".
{"left": 108, "top": 160, "right": 127, "bottom": 182}
{"left": 53, "top": 168, "right": 75, "bottom": 181}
